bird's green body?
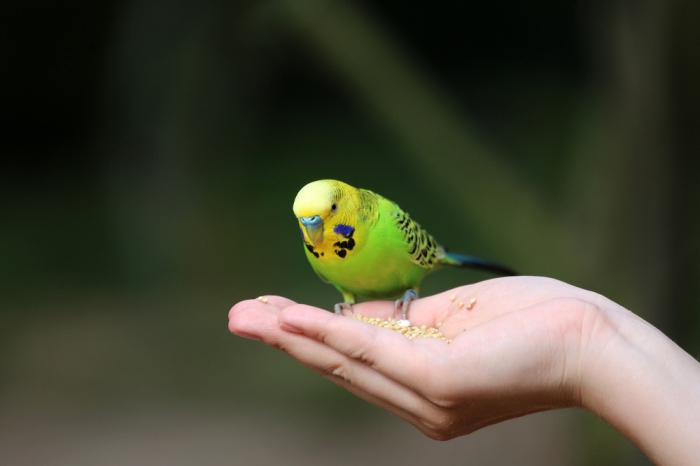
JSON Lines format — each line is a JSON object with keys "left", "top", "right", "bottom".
{"left": 293, "top": 180, "right": 513, "bottom": 309}
{"left": 303, "top": 194, "right": 437, "bottom": 302}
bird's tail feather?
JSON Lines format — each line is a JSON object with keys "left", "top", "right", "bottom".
{"left": 441, "top": 252, "right": 517, "bottom": 276}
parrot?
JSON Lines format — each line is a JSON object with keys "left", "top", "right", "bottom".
{"left": 292, "top": 179, "right": 516, "bottom": 322}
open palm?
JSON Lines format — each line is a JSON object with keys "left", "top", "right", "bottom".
{"left": 228, "top": 276, "right": 602, "bottom": 439}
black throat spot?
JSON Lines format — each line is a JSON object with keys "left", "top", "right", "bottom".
{"left": 305, "top": 242, "right": 320, "bottom": 259}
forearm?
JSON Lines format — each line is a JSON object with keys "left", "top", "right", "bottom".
{"left": 581, "top": 300, "right": 700, "bottom": 465}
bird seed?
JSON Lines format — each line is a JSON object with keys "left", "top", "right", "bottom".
{"left": 354, "top": 314, "right": 451, "bottom": 342}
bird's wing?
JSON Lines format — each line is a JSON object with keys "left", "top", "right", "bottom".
{"left": 392, "top": 206, "right": 442, "bottom": 269}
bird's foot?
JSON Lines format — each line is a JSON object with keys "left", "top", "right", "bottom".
{"left": 394, "top": 289, "right": 418, "bottom": 325}
{"left": 334, "top": 302, "right": 353, "bottom": 316}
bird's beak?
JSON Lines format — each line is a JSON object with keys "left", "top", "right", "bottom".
{"left": 299, "top": 215, "right": 324, "bottom": 246}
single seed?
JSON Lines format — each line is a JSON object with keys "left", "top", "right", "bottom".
{"left": 457, "top": 301, "right": 465, "bottom": 309}
{"left": 467, "top": 297, "right": 477, "bottom": 310}
{"left": 257, "top": 296, "right": 268, "bottom": 304}
{"left": 449, "top": 294, "right": 456, "bottom": 302}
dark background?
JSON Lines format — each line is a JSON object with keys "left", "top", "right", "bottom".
{"left": 2, "top": 1, "right": 698, "bottom": 465}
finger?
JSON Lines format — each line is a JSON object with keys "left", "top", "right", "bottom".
{"left": 286, "top": 333, "right": 441, "bottom": 426}
{"left": 228, "top": 299, "right": 284, "bottom": 340}
{"left": 230, "top": 300, "right": 451, "bottom": 435}
{"left": 321, "top": 367, "right": 447, "bottom": 439}
{"left": 271, "top": 321, "right": 449, "bottom": 435}
{"left": 257, "top": 295, "right": 298, "bottom": 309}
{"left": 228, "top": 295, "right": 297, "bottom": 321}
{"left": 278, "top": 304, "right": 441, "bottom": 395}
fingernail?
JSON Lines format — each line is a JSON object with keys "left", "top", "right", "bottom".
{"left": 278, "top": 310, "right": 307, "bottom": 333}
{"left": 233, "top": 330, "right": 261, "bottom": 341}
{"left": 278, "top": 312, "right": 303, "bottom": 333}
{"left": 279, "top": 321, "right": 302, "bottom": 334}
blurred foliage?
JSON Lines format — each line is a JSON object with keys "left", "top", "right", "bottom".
{"left": 1, "top": 1, "right": 699, "bottom": 465}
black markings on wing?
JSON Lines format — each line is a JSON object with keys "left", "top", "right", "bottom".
{"left": 394, "top": 208, "right": 440, "bottom": 268}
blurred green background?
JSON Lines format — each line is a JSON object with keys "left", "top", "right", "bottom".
{"left": 2, "top": 1, "right": 699, "bottom": 465}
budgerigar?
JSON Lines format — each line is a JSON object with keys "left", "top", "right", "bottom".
{"left": 293, "top": 179, "right": 515, "bottom": 322}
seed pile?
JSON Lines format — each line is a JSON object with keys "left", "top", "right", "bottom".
{"left": 355, "top": 314, "right": 451, "bottom": 342}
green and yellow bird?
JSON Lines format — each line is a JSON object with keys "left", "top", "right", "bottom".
{"left": 293, "top": 179, "right": 515, "bottom": 322}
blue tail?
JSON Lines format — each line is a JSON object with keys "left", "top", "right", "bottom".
{"left": 441, "top": 252, "right": 517, "bottom": 276}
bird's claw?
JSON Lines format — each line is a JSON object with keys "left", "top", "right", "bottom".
{"left": 334, "top": 302, "right": 353, "bottom": 315}
{"left": 394, "top": 289, "right": 418, "bottom": 323}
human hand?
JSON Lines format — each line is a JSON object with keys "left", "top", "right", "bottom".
{"left": 227, "top": 276, "right": 602, "bottom": 439}
{"left": 229, "top": 276, "right": 700, "bottom": 463}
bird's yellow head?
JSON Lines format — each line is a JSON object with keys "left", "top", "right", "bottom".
{"left": 293, "top": 179, "right": 356, "bottom": 248}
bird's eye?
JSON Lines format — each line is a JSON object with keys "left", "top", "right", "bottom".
{"left": 331, "top": 203, "right": 337, "bottom": 213}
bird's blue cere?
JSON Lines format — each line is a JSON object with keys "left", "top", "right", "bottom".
{"left": 333, "top": 224, "right": 354, "bottom": 238}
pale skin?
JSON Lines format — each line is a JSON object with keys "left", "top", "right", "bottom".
{"left": 228, "top": 276, "right": 700, "bottom": 466}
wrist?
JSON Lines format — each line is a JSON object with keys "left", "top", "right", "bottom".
{"left": 577, "top": 296, "right": 700, "bottom": 464}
